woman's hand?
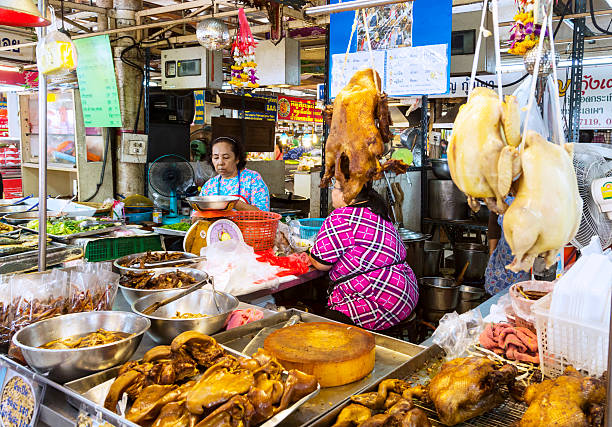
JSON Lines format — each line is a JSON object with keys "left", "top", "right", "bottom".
{"left": 309, "top": 254, "right": 332, "bottom": 272}
{"left": 234, "top": 200, "right": 259, "bottom": 211}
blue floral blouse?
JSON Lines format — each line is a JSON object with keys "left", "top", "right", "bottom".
{"left": 200, "top": 169, "right": 270, "bottom": 211}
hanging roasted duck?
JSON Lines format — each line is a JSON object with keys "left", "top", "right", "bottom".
{"left": 321, "top": 69, "right": 396, "bottom": 204}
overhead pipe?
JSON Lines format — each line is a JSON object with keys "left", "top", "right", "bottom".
{"left": 303, "top": 0, "right": 411, "bottom": 17}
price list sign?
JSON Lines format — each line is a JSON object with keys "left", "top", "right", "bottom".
{"left": 0, "top": 362, "right": 44, "bottom": 427}
{"left": 74, "top": 35, "right": 122, "bottom": 127}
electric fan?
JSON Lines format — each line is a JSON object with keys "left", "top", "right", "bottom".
{"left": 147, "top": 154, "right": 195, "bottom": 224}
{"left": 570, "top": 143, "right": 612, "bottom": 250}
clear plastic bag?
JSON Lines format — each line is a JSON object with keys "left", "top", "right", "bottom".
{"left": 68, "top": 261, "right": 119, "bottom": 312}
{"left": 36, "top": 9, "right": 77, "bottom": 76}
{"left": 432, "top": 309, "right": 484, "bottom": 359}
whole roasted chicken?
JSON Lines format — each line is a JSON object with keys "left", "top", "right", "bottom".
{"left": 503, "top": 131, "right": 582, "bottom": 272}
{"left": 321, "top": 69, "right": 392, "bottom": 204}
{"left": 448, "top": 87, "right": 521, "bottom": 214}
{"left": 407, "top": 357, "right": 518, "bottom": 426}
{"left": 519, "top": 366, "right": 606, "bottom": 427}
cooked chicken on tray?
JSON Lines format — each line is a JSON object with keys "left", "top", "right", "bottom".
{"left": 448, "top": 87, "right": 521, "bottom": 214}
{"left": 518, "top": 366, "right": 605, "bottom": 427}
{"left": 104, "top": 331, "right": 318, "bottom": 427}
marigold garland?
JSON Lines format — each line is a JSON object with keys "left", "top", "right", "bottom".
{"left": 229, "top": 8, "right": 259, "bottom": 88}
{"left": 508, "top": 0, "right": 549, "bottom": 56}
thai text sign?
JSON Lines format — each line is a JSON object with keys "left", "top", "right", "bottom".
{"left": 276, "top": 95, "right": 322, "bottom": 123}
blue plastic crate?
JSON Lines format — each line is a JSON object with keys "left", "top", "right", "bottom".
{"left": 298, "top": 218, "right": 325, "bottom": 240}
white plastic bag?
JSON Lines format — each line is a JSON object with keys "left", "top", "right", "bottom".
{"left": 36, "top": 8, "right": 77, "bottom": 76}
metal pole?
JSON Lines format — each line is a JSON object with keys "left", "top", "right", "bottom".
{"left": 607, "top": 289, "right": 612, "bottom": 427}
{"left": 37, "top": 0, "right": 48, "bottom": 272}
{"left": 304, "top": 0, "right": 410, "bottom": 17}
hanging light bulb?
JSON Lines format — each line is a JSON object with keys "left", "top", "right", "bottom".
{"left": 196, "top": 18, "right": 230, "bottom": 51}
{"left": 0, "top": 0, "right": 50, "bottom": 27}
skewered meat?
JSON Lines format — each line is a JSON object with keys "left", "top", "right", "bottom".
{"left": 448, "top": 87, "right": 521, "bottom": 214}
{"left": 503, "top": 131, "right": 582, "bottom": 272}
{"left": 321, "top": 69, "right": 392, "bottom": 204}
{"left": 519, "top": 366, "right": 606, "bottom": 427}
{"left": 407, "top": 357, "right": 518, "bottom": 426}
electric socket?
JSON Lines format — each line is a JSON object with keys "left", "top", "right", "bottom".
{"left": 120, "top": 133, "right": 148, "bottom": 163}
{"left": 128, "top": 140, "right": 145, "bottom": 155}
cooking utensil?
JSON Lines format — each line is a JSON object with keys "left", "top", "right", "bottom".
{"left": 391, "top": 182, "right": 404, "bottom": 227}
{"left": 186, "top": 195, "right": 240, "bottom": 211}
{"left": 418, "top": 277, "right": 459, "bottom": 311}
{"left": 430, "top": 158, "right": 452, "bottom": 180}
{"left": 118, "top": 267, "right": 209, "bottom": 305}
{"left": 11, "top": 311, "right": 149, "bottom": 383}
{"left": 113, "top": 251, "right": 198, "bottom": 274}
{"left": 141, "top": 256, "right": 207, "bottom": 268}
{"left": 131, "top": 288, "right": 239, "bottom": 344}
{"left": 141, "top": 277, "right": 211, "bottom": 315}
{"left": 7, "top": 195, "right": 32, "bottom": 206}
{"left": 78, "top": 219, "right": 121, "bottom": 229}
{"left": 241, "top": 314, "right": 301, "bottom": 356}
{"left": 428, "top": 179, "right": 468, "bottom": 220}
{"left": 453, "top": 243, "right": 489, "bottom": 281}
{"left": 26, "top": 202, "right": 39, "bottom": 212}
{"left": 456, "top": 261, "right": 470, "bottom": 286}
{"left": 383, "top": 172, "right": 398, "bottom": 225}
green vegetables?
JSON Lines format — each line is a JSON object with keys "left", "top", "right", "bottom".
{"left": 160, "top": 222, "right": 190, "bottom": 231}
{"left": 26, "top": 219, "right": 110, "bottom": 235}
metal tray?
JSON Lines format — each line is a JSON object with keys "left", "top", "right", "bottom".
{"left": 212, "top": 309, "right": 426, "bottom": 427}
{"left": 64, "top": 344, "right": 320, "bottom": 427}
{"left": 152, "top": 226, "right": 187, "bottom": 237}
{"left": 310, "top": 344, "right": 529, "bottom": 427}
{"left": 20, "top": 224, "right": 122, "bottom": 242}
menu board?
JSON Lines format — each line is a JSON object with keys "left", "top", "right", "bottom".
{"left": 330, "top": 50, "right": 385, "bottom": 99}
{"left": 73, "top": 35, "right": 122, "bottom": 127}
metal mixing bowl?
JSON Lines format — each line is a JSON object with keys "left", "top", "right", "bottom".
{"left": 113, "top": 251, "right": 198, "bottom": 274}
{"left": 132, "top": 289, "right": 239, "bottom": 344}
{"left": 119, "top": 267, "right": 209, "bottom": 305}
{"left": 429, "top": 159, "right": 452, "bottom": 180}
{"left": 12, "top": 311, "right": 150, "bottom": 383}
{"left": 186, "top": 196, "right": 239, "bottom": 212}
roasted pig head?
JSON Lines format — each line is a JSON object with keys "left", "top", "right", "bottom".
{"left": 321, "top": 68, "right": 392, "bottom": 204}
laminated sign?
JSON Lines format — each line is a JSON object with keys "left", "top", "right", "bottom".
{"left": 0, "top": 362, "right": 44, "bottom": 427}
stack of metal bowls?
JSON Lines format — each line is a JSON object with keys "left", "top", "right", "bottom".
{"left": 418, "top": 277, "right": 459, "bottom": 322}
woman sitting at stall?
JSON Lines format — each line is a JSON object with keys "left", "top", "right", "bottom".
{"left": 200, "top": 137, "right": 270, "bottom": 211}
{"left": 309, "top": 180, "right": 418, "bottom": 331}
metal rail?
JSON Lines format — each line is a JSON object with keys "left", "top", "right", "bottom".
{"left": 568, "top": 0, "right": 586, "bottom": 142}
{"left": 37, "top": 0, "right": 48, "bottom": 272}
{"left": 303, "top": 0, "right": 411, "bottom": 17}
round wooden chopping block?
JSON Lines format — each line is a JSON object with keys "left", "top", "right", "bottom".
{"left": 264, "top": 322, "right": 375, "bottom": 387}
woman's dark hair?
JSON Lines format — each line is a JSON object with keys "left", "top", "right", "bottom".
{"left": 209, "top": 137, "right": 247, "bottom": 170}
{"left": 351, "top": 182, "right": 392, "bottom": 223}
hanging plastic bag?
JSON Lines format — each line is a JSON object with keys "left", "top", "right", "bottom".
{"left": 36, "top": 7, "right": 78, "bottom": 76}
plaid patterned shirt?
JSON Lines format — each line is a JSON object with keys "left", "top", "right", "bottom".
{"left": 311, "top": 206, "right": 418, "bottom": 330}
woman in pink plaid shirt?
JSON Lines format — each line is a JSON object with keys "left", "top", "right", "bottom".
{"left": 309, "top": 181, "right": 418, "bottom": 331}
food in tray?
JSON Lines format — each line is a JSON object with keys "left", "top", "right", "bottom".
{"left": 103, "top": 331, "right": 318, "bottom": 426}
{"left": 0, "top": 222, "right": 14, "bottom": 233}
{"left": 263, "top": 322, "right": 375, "bottom": 387}
{"left": 322, "top": 69, "right": 407, "bottom": 204}
{"left": 120, "top": 270, "right": 197, "bottom": 290}
{"left": 121, "top": 251, "right": 188, "bottom": 269}
{"left": 25, "top": 218, "right": 114, "bottom": 235}
{"left": 503, "top": 131, "right": 581, "bottom": 273}
{"left": 0, "top": 234, "right": 38, "bottom": 256}
{"left": 518, "top": 366, "right": 605, "bottom": 427}
{"left": 332, "top": 398, "right": 431, "bottom": 427}
{"left": 39, "top": 329, "right": 132, "bottom": 349}
{"left": 160, "top": 222, "right": 190, "bottom": 232}
{"left": 171, "top": 312, "right": 209, "bottom": 319}
{"left": 404, "top": 357, "right": 518, "bottom": 426}
{"left": 479, "top": 323, "right": 539, "bottom": 363}
{"left": 448, "top": 87, "right": 521, "bottom": 215}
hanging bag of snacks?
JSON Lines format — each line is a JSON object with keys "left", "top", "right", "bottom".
{"left": 36, "top": 6, "right": 77, "bottom": 76}
{"left": 229, "top": 8, "right": 259, "bottom": 88}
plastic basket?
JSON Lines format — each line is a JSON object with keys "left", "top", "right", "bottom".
{"left": 298, "top": 218, "right": 325, "bottom": 240}
{"left": 84, "top": 234, "right": 163, "bottom": 262}
{"left": 231, "top": 211, "right": 281, "bottom": 252}
{"left": 532, "top": 293, "right": 608, "bottom": 378}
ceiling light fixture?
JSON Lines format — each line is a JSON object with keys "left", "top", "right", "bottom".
{"left": 0, "top": 0, "right": 50, "bottom": 27}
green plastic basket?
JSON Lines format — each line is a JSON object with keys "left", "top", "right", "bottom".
{"left": 84, "top": 235, "right": 163, "bottom": 262}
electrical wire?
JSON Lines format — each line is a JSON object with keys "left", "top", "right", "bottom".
{"left": 589, "top": 0, "right": 612, "bottom": 35}
{"left": 83, "top": 127, "right": 111, "bottom": 202}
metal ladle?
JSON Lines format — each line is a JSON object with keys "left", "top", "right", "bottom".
{"left": 142, "top": 274, "right": 221, "bottom": 315}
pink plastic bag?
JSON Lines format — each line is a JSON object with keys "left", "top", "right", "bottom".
{"left": 226, "top": 308, "right": 264, "bottom": 330}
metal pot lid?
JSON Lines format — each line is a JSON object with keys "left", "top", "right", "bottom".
{"left": 397, "top": 228, "right": 431, "bottom": 242}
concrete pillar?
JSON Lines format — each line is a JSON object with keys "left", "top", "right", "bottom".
{"left": 96, "top": 0, "right": 112, "bottom": 31}
{"left": 112, "top": 0, "right": 145, "bottom": 197}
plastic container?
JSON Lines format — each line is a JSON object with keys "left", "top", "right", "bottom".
{"left": 533, "top": 293, "right": 608, "bottom": 378}
{"left": 84, "top": 234, "right": 163, "bottom": 262}
{"left": 231, "top": 211, "right": 281, "bottom": 252}
{"left": 509, "top": 280, "right": 555, "bottom": 330}
{"left": 298, "top": 218, "right": 325, "bottom": 240}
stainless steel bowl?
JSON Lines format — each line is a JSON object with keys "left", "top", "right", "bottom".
{"left": 459, "top": 285, "right": 486, "bottom": 301}
{"left": 419, "top": 277, "right": 459, "bottom": 311}
{"left": 186, "top": 196, "right": 239, "bottom": 212}
{"left": 3, "top": 211, "right": 62, "bottom": 225}
{"left": 430, "top": 159, "right": 452, "bottom": 180}
{"left": 12, "top": 311, "right": 150, "bottom": 383}
{"left": 119, "top": 267, "right": 209, "bottom": 305}
{"left": 113, "top": 251, "right": 198, "bottom": 274}
{"left": 132, "top": 288, "right": 239, "bottom": 344}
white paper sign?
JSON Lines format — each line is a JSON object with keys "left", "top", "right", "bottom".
{"left": 386, "top": 44, "right": 448, "bottom": 96}
{"left": 331, "top": 50, "right": 386, "bottom": 98}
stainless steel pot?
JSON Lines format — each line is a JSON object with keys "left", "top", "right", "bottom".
{"left": 418, "top": 277, "right": 458, "bottom": 311}
{"left": 429, "top": 159, "right": 451, "bottom": 180}
{"left": 453, "top": 243, "right": 489, "bottom": 281}
{"left": 423, "top": 241, "right": 442, "bottom": 277}
{"left": 428, "top": 180, "right": 468, "bottom": 220}
{"left": 400, "top": 230, "right": 430, "bottom": 278}
{"left": 457, "top": 299, "right": 482, "bottom": 314}
{"left": 424, "top": 308, "right": 448, "bottom": 323}
{"left": 459, "top": 285, "right": 486, "bottom": 301}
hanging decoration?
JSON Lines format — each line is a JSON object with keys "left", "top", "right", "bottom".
{"left": 508, "top": 0, "right": 549, "bottom": 56}
{"left": 229, "top": 8, "right": 259, "bottom": 88}
{"left": 197, "top": 18, "right": 231, "bottom": 50}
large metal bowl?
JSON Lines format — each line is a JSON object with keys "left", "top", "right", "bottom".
{"left": 429, "top": 158, "right": 452, "bottom": 180}
{"left": 12, "top": 311, "right": 150, "bottom": 383}
{"left": 113, "top": 251, "right": 198, "bottom": 275}
{"left": 186, "top": 195, "right": 239, "bottom": 212}
{"left": 418, "top": 277, "right": 459, "bottom": 311}
{"left": 132, "top": 289, "right": 239, "bottom": 344}
{"left": 119, "top": 267, "right": 209, "bottom": 305}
